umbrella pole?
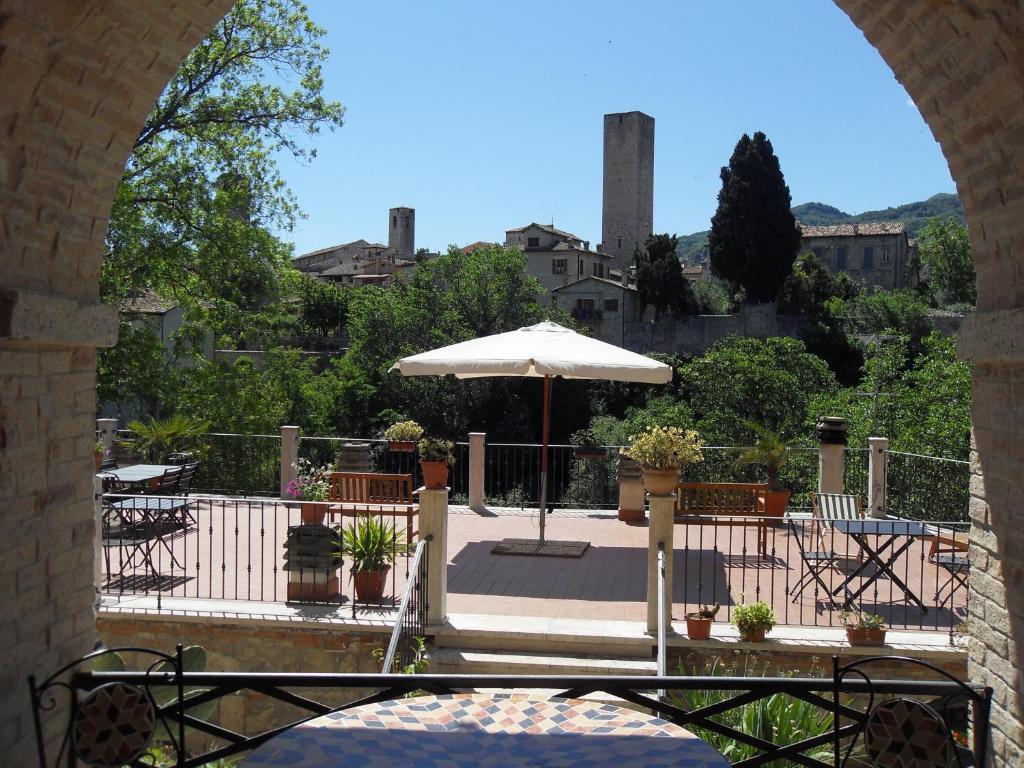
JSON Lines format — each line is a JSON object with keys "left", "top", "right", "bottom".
{"left": 539, "top": 374, "right": 552, "bottom": 544}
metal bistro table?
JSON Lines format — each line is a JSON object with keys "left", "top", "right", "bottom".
{"left": 99, "top": 464, "right": 179, "bottom": 491}
{"left": 829, "top": 517, "right": 929, "bottom": 610}
{"left": 242, "top": 693, "right": 730, "bottom": 768}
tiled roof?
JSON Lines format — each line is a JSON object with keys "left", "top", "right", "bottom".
{"left": 118, "top": 289, "right": 176, "bottom": 315}
{"left": 506, "top": 222, "right": 581, "bottom": 240}
{"left": 462, "top": 241, "right": 498, "bottom": 253}
{"left": 293, "top": 239, "right": 371, "bottom": 261}
{"left": 800, "top": 222, "right": 906, "bottom": 237}
{"left": 551, "top": 276, "right": 637, "bottom": 293}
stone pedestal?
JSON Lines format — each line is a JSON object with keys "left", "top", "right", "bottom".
{"left": 816, "top": 416, "right": 848, "bottom": 495}
{"left": 417, "top": 487, "right": 449, "bottom": 626}
{"left": 617, "top": 455, "right": 645, "bottom": 521}
{"left": 468, "top": 432, "right": 485, "bottom": 510}
{"left": 647, "top": 493, "right": 676, "bottom": 633}
{"left": 868, "top": 437, "right": 889, "bottom": 518}
{"left": 280, "top": 425, "right": 298, "bottom": 500}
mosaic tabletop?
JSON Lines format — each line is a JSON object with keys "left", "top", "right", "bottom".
{"left": 242, "top": 693, "right": 729, "bottom": 767}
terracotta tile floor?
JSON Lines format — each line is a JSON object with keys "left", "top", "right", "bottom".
{"left": 100, "top": 499, "right": 967, "bottom": 632}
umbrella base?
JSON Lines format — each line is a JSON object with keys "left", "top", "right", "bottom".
{"left": 492, "top": 538, "right": 590, "bottom": 558}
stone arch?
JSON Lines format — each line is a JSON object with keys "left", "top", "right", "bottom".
{"left": 0, "top": 0, "right": 1022, "bottom": 763}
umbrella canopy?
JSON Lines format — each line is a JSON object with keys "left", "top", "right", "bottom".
{"left": 391, "top": 321, "right": 672, "bottom": 384}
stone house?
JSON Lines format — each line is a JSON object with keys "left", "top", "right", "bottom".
{"left": 504, "top": 223, "right": 615, "bottom": 294}
{"left": 550, "top": 276, "right": 641, "bottom": 345}
{"left": 799, "top": 222, "right": 914, "bottom": 290}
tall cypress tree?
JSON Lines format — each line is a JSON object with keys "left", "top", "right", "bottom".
{"left": 708, "top": 132, "right": 802, "bottom": 303}
{"left": 635, "top": 233, "right": 694, "bottom": 319}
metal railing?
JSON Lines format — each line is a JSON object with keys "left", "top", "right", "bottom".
{"left": 194, "top": 432, "right": 280, "bottom": 496}
{"left": 380, "top": 536, "right": 430, "bottom": 673}
{"left": 99, "top": 493, "right": 414, "bottom": 615}
{"left": 51, "top": 667, "right": 991, "bottom": 768}
{"left": 885, "top": 450, "right": 971, "bottom": 522}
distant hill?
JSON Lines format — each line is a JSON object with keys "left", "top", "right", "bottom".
{"left": 676, "top": 193, "right": 964, "bottom": 265}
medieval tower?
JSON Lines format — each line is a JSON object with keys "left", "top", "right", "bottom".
{"left": 388, "top": 206, "right": 415, "bottom": 258}
{"left": 601, "top": 111, "right": 654, "bottom": 274}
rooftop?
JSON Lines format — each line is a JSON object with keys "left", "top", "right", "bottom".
{"left": 799, "top": 221, "right": 906, "bottom": 238}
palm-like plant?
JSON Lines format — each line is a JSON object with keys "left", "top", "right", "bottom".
{"left": 339, "top": 515, "right": 410, "bottom": 574}
{"left": 735, "top": 421, "right": 791, "bottom": 491}
{"left": 127, "top": 415, "right": 211, "bottom": 463}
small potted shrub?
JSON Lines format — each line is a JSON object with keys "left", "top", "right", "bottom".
{"left": 94, "top": 441, "right": 105, "bottom": 472}
{"left": 732, "top": 601, "right": 776, "bottom": 642}
{"left": 842, "top": 611, "right": 887, "bottom": 646}
{"left": 384, "top": 420, "right": 423, "bottom": 452}
{"left": 418, "top": 437, "right": 454, "bottom": 489}
{"left": 339, "top": 515, "right": 410, "bottom": 602}
{"left": 286, "top": 458, "right": 332, "bottom": 523}
{"left": 685, "top": 603, "right": 720, "bottom": 640}
{"left": 736, "top": 421, "right": 792, "bottom": 517}
{"left": 622, "top": 425, "right": 703, "bottom": 495}
{"left": 571, "top": 428, "right": 606, "bottom": 460}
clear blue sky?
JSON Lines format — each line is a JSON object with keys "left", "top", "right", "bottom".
{"left": 278, "top": 0, "right": 955, "bottom": 256}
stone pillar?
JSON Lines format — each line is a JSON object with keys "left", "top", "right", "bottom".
{"left": 280, "top": 426, "right": 299, "bottom": 500}
{"left": 867, "top": 437, "right": 889, "bottom": 519}
{"left": 617, "top": 455, "right": 646, "bottom": 521}
{"left": 468, "top": 432, "right": 485, "bottom": 510}
{"left": 417, "top": 487, "right": 449, "bottom": 626}
{"left": 816, "top": 417, "right": 848, "bottom": 494}
{"left": 97, "top": 417, "right": 118, "bottom": 455}
{"left": 647, "top": 493, "right": 676, "bottom": 633}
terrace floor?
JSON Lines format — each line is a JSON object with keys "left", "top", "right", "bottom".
{"left": 101, "top": 499, "right": 967, "bottom": 633}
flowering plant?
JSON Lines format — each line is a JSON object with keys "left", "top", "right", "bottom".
{"left": 622, "top": 426, "right": 703, "bottom": 470}
{"left": 286, "top": 458, "right": 331, "bottom": 501}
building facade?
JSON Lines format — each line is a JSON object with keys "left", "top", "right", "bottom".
{"left": 551, "top": 276, "right": 641, "bottom": 345}
{"left": 799, "top": 222, "right": 913, "bottom": 290}
{"left": 504, "top": 223, "right": 615, "bottom": 295}
{"left": 601, "top": 111, "right": 655, "bottom": 275}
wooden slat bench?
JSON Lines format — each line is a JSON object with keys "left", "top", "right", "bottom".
{"left": 674, "top": 482, "right": 776, "bottom": 558}
{"left": 327, "top": 472, "right": 419, "bottom": 544}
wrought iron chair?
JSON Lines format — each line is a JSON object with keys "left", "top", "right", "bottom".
{"left": 170, "top": 462, "right": 199, "bottom": 527}
{"left": 28, "top": 645, "right": 186, "bottom": 768}
{"left": 786, "top": 513, "right": 848, "bottom": 610}
{"left": 832, "top": 655, "right": 992, "bottom": 768}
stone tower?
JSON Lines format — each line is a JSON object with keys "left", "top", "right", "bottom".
{"left": 601, "top": 112, "right": 654, "bottom": 274}
{"left": 388, "top": 206, "right": 415, "bottom": 258}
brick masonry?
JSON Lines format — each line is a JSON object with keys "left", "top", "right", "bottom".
{"left": 98, "top": 613, "right": 387, "bottom": 737}
{"left": 0, "top": 0, "right": 1023, "bottom": 764}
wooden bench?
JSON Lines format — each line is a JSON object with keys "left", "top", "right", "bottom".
{"left": 327, "top": 472, "right": 419, "bottom": 544}
{"left": 674, "top": 482, "right": 775, "bottom": 558}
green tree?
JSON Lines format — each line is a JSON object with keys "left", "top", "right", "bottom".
{"left": 635, "top": 234, "right": 694, "bottom": 319}
{"left": 777, "top": 252, "right": 857, "bottom": 315}
{"left": 708, "top": 132, "right": 802, "bottom": 303}
{"left": 844, "top": 289, "right": 935, "bottom": 354}
{"left": 299, "top": 276, "right": 348, "bottom": 336}
{"left": 101, "top": 0, "right": 343, "bottom": 333}
{"left": 917, "top": 216, "right": 975, "bottom": 306}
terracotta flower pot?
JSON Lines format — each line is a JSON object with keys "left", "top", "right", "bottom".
{"left": 761, "top": 489, "right": 791, "bottom": 518}
{"left": 685, "top": 616, "right": 713, "bottom": 640}
{"left": 642, "top": 468, "right": 679, "bottom": 495}
{"left": 353, "top": 567, "right": 390, "bottom": 602}
{"left": 739, "top": 627, "right": 768, "bottom": 642}
{"left": 94, "top": 453, "right": 103, "bottom": 472}
{"left": 420, "top": 460, "right": 449, "bottom": 489}
{"left": 388, "top": 440, "right": 416, "bottom": 452}
{"left": 300, "top": 502, "right": 326, "bottom": 524}
{"left": 846, "top": 627, "right": 887, "bottom": 646}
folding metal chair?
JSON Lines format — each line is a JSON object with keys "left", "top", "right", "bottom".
{"left": 928, "top": 531, "right": 969, "bottom": 610}
{"left": 814, "top": 493, "right": 864, "bottom": 523}
{"left": 786, "top": 513, "right": 848, "bottom": 610}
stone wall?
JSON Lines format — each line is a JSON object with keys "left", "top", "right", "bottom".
{"left": 98, "top": 612, "right": 388, "bottom": 737}
{"left": 622, "top": 303, "right": 811, "bottom": 356}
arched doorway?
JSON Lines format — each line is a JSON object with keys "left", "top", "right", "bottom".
{"left": 0, "top": 1, "right": 1020, "bottom": 763}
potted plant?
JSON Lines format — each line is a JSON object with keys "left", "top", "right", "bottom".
{"left": 731, "top": 600, "right": 776, "bottom": 642}
{"left": 339, "top": 515, "right": 410, "bottom": 602}
{"left": 842, "top": 611, "right": 887, "bottom": 646}
{"left": 384, "top": 420, "right": 423, "bottom": 452}
{"left": 286, "top": 458, "right": 332, "bottom": 523}
{"left": 735, "top": 421, "right": 792, "bottom": 518}
{"left": 94, "top": 441, "right": 105, "bottom": 472}
{"left": 127, "top": 415, "right": 210, "bottom": 463}
{"left": 685, "top": 603, "right": 720, "bottom": 640}
{"left": 571, "top": 428, "right": 607, "bottom": 460}
{"left": 622, "top": 425, "right": 703, "bottom": 495}
{"left": 418, "top": 437, "right": 454, "bottom": 489}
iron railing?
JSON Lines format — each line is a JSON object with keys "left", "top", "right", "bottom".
{"left": 99, "top": 493, "right": 414, "bottom": 615}
{"left": 49, "top": 668, "right": 990, "bottom": 768}
{"left": 885, "top": 450, "right": 971, "bottom": 522}
{"left": 194, "top": 432, "right": 280, "bottom": 496}
{"left": 380, "top": 536, "right": 430, "bottom": 673}
{"left": 844, "top": 448, "right": 869, "bottom": 507}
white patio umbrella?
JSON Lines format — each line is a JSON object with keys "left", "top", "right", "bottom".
{"left": 391, "top": 321, "right": 672, "bottom": 545}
